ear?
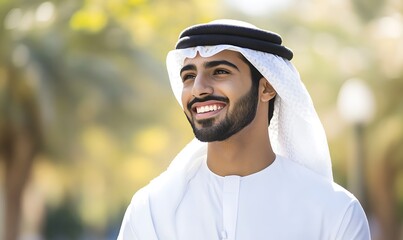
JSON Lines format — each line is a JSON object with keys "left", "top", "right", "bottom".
{"left": 259, "top": 78, "right": 276, "bottom": 102}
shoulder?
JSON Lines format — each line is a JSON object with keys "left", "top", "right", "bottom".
{"left": 274, "top": 157, "right": 361, "bottom": 212}
{"left": 276, "top": 156, "right": 354, "bottom": 201}
{"left": 275, "top": 157, "right": 370, "bottom": 239}
{"left": 117, "top": 186, "right": 153, "bottom": 240}
{"left": 334, "top": 198, "right": 371, "bottom": 239}
{"left": 119, "top": 157, "right": 204, "bottom": 238}
{"left": 118, "top": 168, "right": 184, "bottom": 240}
{"left": 118, "top": 140, "right": 207, "bottom": 239}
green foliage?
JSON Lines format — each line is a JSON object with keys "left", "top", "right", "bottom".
{"left": 44, "top": 197, "right": 83, "bottom": 239}
{"left": 351, "top": 0, "right": 386, "bottom": 21}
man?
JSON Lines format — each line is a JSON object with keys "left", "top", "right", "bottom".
{"left": 118, "top": 19, "right": 371, "bottom": 239}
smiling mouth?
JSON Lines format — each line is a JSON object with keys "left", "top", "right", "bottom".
{"left": 195, "top": 104, "right": 224, "bottom": 114}
{"left": 190, "top": 102, "right": 227, "bottom": 120}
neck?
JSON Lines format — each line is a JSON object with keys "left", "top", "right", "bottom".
{"left": 206, "top": 123, "right": 275, "bottom": 177}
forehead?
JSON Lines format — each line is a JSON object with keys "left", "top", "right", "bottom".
{"left": 183, "top": 50, "right": 244, "bottom": 65}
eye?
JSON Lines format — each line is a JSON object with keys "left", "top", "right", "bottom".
{"left": 181, "top": 73, "right": 196, "bottom": 82}
{"left": 214, "top": 69, "right": 230, "bottom": 75}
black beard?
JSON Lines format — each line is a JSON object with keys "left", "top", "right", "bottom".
{"left": 185, "top": 84, "right": 259, "bottom": 142}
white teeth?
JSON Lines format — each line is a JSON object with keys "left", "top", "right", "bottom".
{"left": 196, "top": 105, "right": 223, "bottom": 114}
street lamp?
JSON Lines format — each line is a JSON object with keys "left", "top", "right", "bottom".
{"left": 337, "top": 78, "right": 375, "bottom": 205}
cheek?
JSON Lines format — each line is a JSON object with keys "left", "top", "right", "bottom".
{"left": 225, "top": 82, "right": 250, "bottom": 100}
{"left": 181, "top": 88, "right": 191, "bottom": 110}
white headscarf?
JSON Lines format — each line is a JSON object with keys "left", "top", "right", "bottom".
{"left": 166, "top": 43, "right": 333, "bottom": 181}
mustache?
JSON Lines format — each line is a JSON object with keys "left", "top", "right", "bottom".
{"left": 187, "top": 95, "right": 229, "bottom": 110}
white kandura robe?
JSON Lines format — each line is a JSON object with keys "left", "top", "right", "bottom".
{"left": 117, "top": 154, "right": 370, "bottom": 240}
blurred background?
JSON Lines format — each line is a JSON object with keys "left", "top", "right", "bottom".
{"left": 0, "top": 0, "right": 402, "bottom": 239}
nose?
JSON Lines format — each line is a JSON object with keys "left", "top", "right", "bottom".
{"left": 191, "top": 73, "right": 213, "bottom": 98}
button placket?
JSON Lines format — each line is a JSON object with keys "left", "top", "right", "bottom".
{"left": 222, "top": 176, "right": 241, "bottom": 240}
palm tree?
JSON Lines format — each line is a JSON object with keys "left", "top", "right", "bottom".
{"left": 0, "top": 1, "right": 171, "bottom": 239}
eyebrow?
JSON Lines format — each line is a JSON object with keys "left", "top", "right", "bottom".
{"left": 180, "top": 64, "right": 196, "bottom": 76}
{"left": 180, "top": 60, "right": 240, "bottom": 76}
{"left": 205, "top": 60, "right": 239, "bottom": 71}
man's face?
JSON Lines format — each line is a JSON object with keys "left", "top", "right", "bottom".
{"left": 180, "top": 50, "right": 259, "bottom": 142}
